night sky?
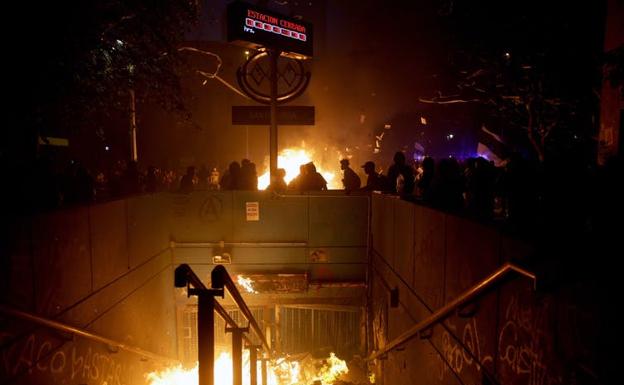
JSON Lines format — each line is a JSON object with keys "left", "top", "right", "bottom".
{"left": 3, "top": 0, "right": 607, "bottom": 174}
{"left": 145, "top": 0, "right": 606, "bottom": 172}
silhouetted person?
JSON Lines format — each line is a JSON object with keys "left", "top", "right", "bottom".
{"left": 340, "top": 159, "right": 361, "bottom": 192}
{"left": 179, "top": 166, "right": 195, "bottom": 194}
{"left": 430, "top": 157, "right": 464, "bottom": 212}
{"left": 239, "top": 159, "right": 258, "bottom": 190}
{"left": 221, "top": 161, "right": 240, "bottom": 190}
{"left": 268, "top": 168, "right": 287, "bottom": 193}
{"left": 301, "top": 162, "right": 327, "bottom": 190}
{"left": 416, "top": 156, "right": 435, "bottom": 201}
{"left": 197, "top": 164, "right": 209, "bottom": 190}
{"left": 108, "top": 160, "right": 125, "bottom": 198}
{"left": 145, "top": 165, "right": 158, "bottom": 193}
{"left": 465, "top": 157, "right": 496, "bottom": 219}
{"left": 74, "top": 164, "right": 95, "bottom": 203}
{"left": 209, "top": 167, "right": 220, "bottom": 190}
{"left": 360, "top": 161, "right": 387, "bottom": 191}
{"left": 122, "top": 160, "right": 141, "bottom": 196}
{"left": 288, "top": 164, "right": 307, "bottom": 191}
{"left": 500, "top": 152, "right": 539, "bottom": 228}
{"left": 387, "top": 151, "right": 415, "bottom": 194}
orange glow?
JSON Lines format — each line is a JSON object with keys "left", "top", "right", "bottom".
{"left": 257, "top": 147, "right": 339, "bottom": 190}
{"left": 316, "top": 353, "right": 349, "bottom": 384}
{"left": 146, "top": 363, "right": 198, "bottom": 385}
{"left": 146, "top": 351, "right": 348, "bottom": 385}
{"left": 237, "top": 275, "right": 258, "bottom": 294}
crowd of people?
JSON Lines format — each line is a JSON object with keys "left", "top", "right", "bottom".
{"left": 18, "top": 149, "right": 622, "bottom": 237}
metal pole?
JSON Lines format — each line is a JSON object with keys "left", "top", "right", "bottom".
{"left": 198, "top": 293, "right": 215, "bottom": 385}
{"left": 211, "top": 266, "right": 271, "bottom": 354}
{"left": 233, "top": 329, "right": 243, "bottom": 385}
{"left": 269, "top": 49, "right": 279, "bottom": 180}
{"left": 129, "top": 88, "right": 138, "bottom": 162}
{"left": 226, "top": 327, "right": 248, "bottom": 385}
{"left": 274, "top": 305, "right": 281, "bottom": 354}
{"left": 261, "top": 358, "right": 268, "bottom": 385}
{"left": 248, "top": 346, "right": 258, "bottom": 385}
{"left": 246, "top": 125, "right": 249, "bottom": 159}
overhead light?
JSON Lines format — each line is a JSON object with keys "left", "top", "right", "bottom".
{"left": 213, "top": 253, "right": 231, "bottom": 264}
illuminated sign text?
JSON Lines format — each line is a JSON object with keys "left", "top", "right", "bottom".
{"left": 227, "top": 1, "right": 313, "bottom": 57}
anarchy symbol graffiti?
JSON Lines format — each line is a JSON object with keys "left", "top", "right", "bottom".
{"left": 236, "top": 51, "right": 311, "bottom": 105}
{"left": 199, "top": 195, "right": 223, "bottom": 223}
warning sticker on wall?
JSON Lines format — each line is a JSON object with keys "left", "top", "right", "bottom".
{"left": 246, "top": 202, "right": 260, "bottom": 221}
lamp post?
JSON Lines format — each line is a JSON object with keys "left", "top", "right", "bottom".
{"left": 129, "top": 88, "right": 138, "bottom": 162}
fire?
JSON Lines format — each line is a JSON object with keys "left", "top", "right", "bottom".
{"left": 146, "top": 363, "right": 197, "bottom": 385}
{"left": 237, "top": 275, "right": 258, "bottom": 294}
{"left": 316, "top": 353, "right": 349, "bottom": 384}
{"left": 271, "top": 357, "right": 301, "bottom": 385}
{"left": 257, "top": 147, "right": 339, "bottom": 190}
{"left": 146, "top": 352, "right": 348, "bottom": 385}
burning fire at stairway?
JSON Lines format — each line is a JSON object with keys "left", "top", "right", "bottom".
{"left": 146, "top": 351, "right": 349, "bottom": 385}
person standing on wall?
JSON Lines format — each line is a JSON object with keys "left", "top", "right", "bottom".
{"left": 340, "top": 159, "right": 361, "bottom": 193}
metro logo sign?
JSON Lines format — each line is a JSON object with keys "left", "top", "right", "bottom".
{"left": 228, "top": 1, "right": 313, "bottom": 57}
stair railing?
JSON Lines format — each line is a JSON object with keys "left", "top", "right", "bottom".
{"left": 0, "top": 304, "right": 177, "bottom": 362}
{"left": 175, "top": 263, "right": 271, "bottom": 385}
{"left": 368, "top": 262, "right": 536, "bottom": 361}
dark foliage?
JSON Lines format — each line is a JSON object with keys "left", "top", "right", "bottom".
{"left": 421, "top": 0, "right": 604, "bottom": 163}
{"left": 4, "top": 0, "right": 199, "bottom": 161}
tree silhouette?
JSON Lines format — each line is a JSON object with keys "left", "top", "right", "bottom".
{"left": 419, "top": 0, "right": 603, "bottom": 163}
{"left": 6, "top": 0, "right": 200, "bottom": 162}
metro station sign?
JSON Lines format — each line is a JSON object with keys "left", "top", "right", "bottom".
{"left": 227, "top": 1, "right": 313, "bottom": 58}
{"left": 232, "top": 106, "right": 315, "bottom": 125}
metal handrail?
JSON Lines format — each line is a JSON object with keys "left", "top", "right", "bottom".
{"left": 174, "top": 264, "right": 269, "bottom": 353}
{"left": 175, "top": 264, "right": 273, "bottom": 385}
{"left": 0, "top": 304, "right": 177, "bottom": 363}
{"left": 211, "top": 265, "right": 271, "bottom": 354}
{"left": 368, "top": 263, "right": 536, "bottom": 360}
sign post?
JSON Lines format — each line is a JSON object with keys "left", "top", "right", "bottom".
{"left": 228, "top": 1, "right": 313, "bottom": 181}
{"left": 269, "top": 49, "right": 279, "bottom": 181}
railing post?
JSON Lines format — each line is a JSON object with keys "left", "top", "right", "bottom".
{"left": 226, "top": 326, "right": 249, "bottom": 385}
{"left": 274, "top": 305, "right": 281, "bottom": 354}
{"left": 175, "top": 264, "right": 272, "bottom": 385}
{"left": 261, "top": 357, "right": 268, "bottom": 385}
{"left": 246, "top": 344, "right": 260, "bottom": 385}
{"left": 198, "top": 292, "right": 215, "bottom": 385}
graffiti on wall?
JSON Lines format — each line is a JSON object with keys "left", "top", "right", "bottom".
{"left": 1, "top": 330, "right": 142, "bottom": 385}
{"left": 437, "top": 317, "right": 494, "bottom": 381}
{"left": 497, "top": 293, "right": 563, "bottom": 385}
{"left": 434, "top": 292, "right": 563, "bottom": 385}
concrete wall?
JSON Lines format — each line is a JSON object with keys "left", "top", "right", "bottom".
{"left": 0, "top": 195, "right": 175, "bottom": 385}
{"left": 169, "top": 190, "right": 369, "bottom": 285}
{"left": 0, "top": 190, "right": 371, "bottom": 384}
{"left": 368, "top": 194, "right": 602, "bottom": 385}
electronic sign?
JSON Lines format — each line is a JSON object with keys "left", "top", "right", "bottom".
{"left": 227, "top": 1, "right": 313, "bottom": 58}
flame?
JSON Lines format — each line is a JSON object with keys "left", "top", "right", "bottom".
{"left": 146, "top": 352, "right": 348, "bottom": 385}
{"left": 271, "top": 357, "right": 301, "bottom": 385}
{"left": 237, "top": 275, "right": 258, "bottom": 294}
{"left": 314, "top": 353, "right": 349, "bottom": 385}
{"left": 257, "top": 147, "right": 339, "bottom": 190}
{"left": 146, "top": 363, "right": 198, "bottom": 385}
